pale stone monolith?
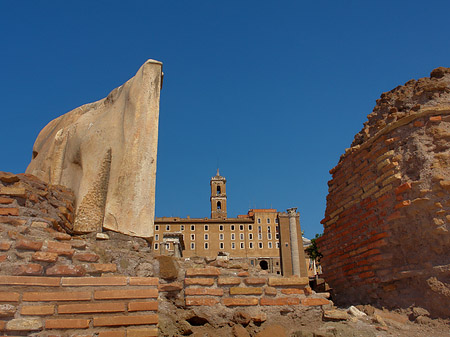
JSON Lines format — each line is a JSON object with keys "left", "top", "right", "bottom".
{"left": 26, "top": 59, "right": 163, "bottom": 238}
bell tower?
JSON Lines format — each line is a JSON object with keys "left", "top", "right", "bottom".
{"left": 210, "top": 169, "right": 227, "bottom": 219}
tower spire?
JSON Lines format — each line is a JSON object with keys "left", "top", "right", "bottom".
{"left": 216, "top": 168, "right": 220, "bottom": 176}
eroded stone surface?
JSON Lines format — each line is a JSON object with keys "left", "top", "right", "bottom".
{"left": 26, "top": 60, "right": 163, "bottom": 238}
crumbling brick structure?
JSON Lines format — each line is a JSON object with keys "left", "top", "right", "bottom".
{"left": 319, "top": 67, "right": 450, "bottom": 318}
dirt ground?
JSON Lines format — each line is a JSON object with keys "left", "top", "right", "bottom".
{"left": 158, "top": 298, "right": 450, "bottom": 337}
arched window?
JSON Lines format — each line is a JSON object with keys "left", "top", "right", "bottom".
{"left": 217, "top": 201, "right": 221, "bottom": 210}
{"left": 217, "top": 185, "right": 221, "bottom": 195}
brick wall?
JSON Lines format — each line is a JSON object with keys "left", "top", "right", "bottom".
{"left": 319, "top": 106, "right": 450, "bottom": 317}
{"left": 181, "top": 266, "right": 329, "bottom": 308}
{"left": 0, "top": 275, "right": 158, "bottom": 336}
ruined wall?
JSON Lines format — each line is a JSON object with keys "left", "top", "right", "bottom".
{"left": 318, "top": 67, "right": 450, "bottom": 318}
{"left": 1, "top": 172, "right": 333, "bottom": 335}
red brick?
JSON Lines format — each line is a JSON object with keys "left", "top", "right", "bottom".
{"left": 260, "top": 297, "right": 300, "bottom": 305}
{"left": 0, "top": 241, "right": 11, "bottom": 252}
{"left": 222, "top": 298, "right": 259, "bottom": 306}
{"left": 94, "top": 289, "right": 158, "bottom": 300}
{"left": 21, "top": 305, "right": 54, "bottom": 315}
{"left": 0, "top": 320, "right": 5, "bottom": 330}
{"left": 244, "top": 277, "right": 267, "bottom": 285}
{"left": 32, "top": 251, "right": 58, "bottom": 263}
{"left": 129, "top": 277, "right": 159, "bottom": 286}
{"left": 62, "top": 276, "right": 127, "bottom": 286}
{"left": 230, "top": 287, "right": 263, "bottom": 295}
{"left": 430, "top": 116, "right": 442, "bottom": 122}
{"left": 217, "top": 277, "right": 241, "bottom": 285}
{"left": 23, "top": 291, "right": 91, "bottom": 302}
{"left": 93, "top": 314, "right": 158, "bottom": 327}
{"left": 413, "top": 120, "right": 424, "bottom": 127}
{"left": 15, "top": 239, "right": 43, "bottom": 251}
{"left": 0, "top": 292, "right": 20, "bottom": 302}
{"left": 86, "top": 263, "right": 117, "bottom": 273}
{"left": 0, "top": 275, "right": 60, "bottom": 286}
{"left": 46, "top": 241, "right": 74, "bottom": 256}
{"left": 185, "top": 288, "right": 224, "bottom": 296}
{"left": 394, "top": 200, "right": 411, "bottom": 209}
{"left": 128, "top": 301, "right": 158, "bottom": 312}
{"left": 0, "top": 255, "right": 6, "bottom": 262}
{"left": 73, "top": 253, "right": 99, "bottom": 262}
{"left": 46, "top": 318, "right": 90, "bottom": 329}
{"left": 159, "top": 282, "right": 182, "bottom": 292}
{"left": 0, "top": 197, "right": 14, "bottom": 204}
{"left": 0, "top": 207, "right": 19, "bottom": 216}
{"left": 52, "top": 232, "right": 72, "bottom": 241}
{"left": 46, "top": 265, "right": 86, "bottom": 277}
{"left": 281, "top": 288, "right": 304, "bottom": 295}
{"left": 238, "top": 271, "right": 249, "bottom": 277}
{"left": 185, "top": 297, "right": 220, "bottom": 306}
{"left": 58, "top": 302, "right": 125, "bottom": 314}
{"left": 301, "top": 298, "right": 331, "bottom": 306}
{"left": 98, "top": 332, "right": 125, "bottom": 337}
{"left": 387, "top": 211, "right": 403, "bottom": 221}
{"left": 14, "top": 263, "right": 43, "bottom": 276}
{"left": 127, "top": 328, "right": 158, "bottom": 337}
{"left": 184, "top": 278, "right": 214, "bottom": 286}
{"left": 186, "top": 267, "right": 220, "bottom": 277}
{"left": 395, "top": 182, "right": 412, "bottom": 194}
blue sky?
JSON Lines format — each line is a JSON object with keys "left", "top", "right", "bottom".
{"left": 1, "top": 1, "right": 449, "bottom": 238}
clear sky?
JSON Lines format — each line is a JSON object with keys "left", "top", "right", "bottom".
{"left": 1, "top": 1, "right": 449, "bottom": 238}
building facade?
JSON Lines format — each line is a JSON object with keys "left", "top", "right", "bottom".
{"left": 153, "top": 171, "right": 308, "bottom": 277}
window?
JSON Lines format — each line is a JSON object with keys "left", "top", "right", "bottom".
{"left": 219, "top": 225, "right": 224, "bottom": 231}
{"left": 239, "top": 225, "right": 244, "bottom": 231}
{"left": 258, "top": 242, "right": 263, "bottom": 249}
{"left": 275, "top": 233, "right": 279, "bottom": 240}
{"left": 268, "top": 242, "right": 273, "bottom": 249}
{"left": 220, "top": 242, "right": 224, "bottom": 249}
{"left": 248, "top": 225, "right": 253, "bottom": 231}
{"left": 191, "top": 225, "right": 195, "bottom": 231}
{"left": 154, "top": 243, "right": 159, "bottom": 250}
{"left": 276, "top": 242, "right": 280, "bottom": 248}
{"left": 257, "top": 218, "right": 261, "bottom": 224}
{"left": 190, "top": 234, "right": 195, "bottom": 241}
{"left": 258, "top": 226, "right": 262, "bottom": 233}
{"left": 219, "top": 233, "right": 224, "bottom": 240}
{"left": 155, "top": 234, "right": 159, "bottom": 241}
{"left": 268, "top": 233, "right": 272, "bottom": 240}
{"left": 267, "top": 218, "right": 270, "bottom": 224}
{"left": 190, "top": 243, "right": 195, "bottom": 250}
{"left": 166, "top": 225, "right": 170, "bottom": 231}
{"left": 204, "top": 234, "right": 209, "bottom": 240}
{"left": 240, "top": 242, "right": 244, "bottom": 249}
{"left": 249, "top": 242, "right": 254, "bottom": 249}
{"left": 267, "top": 226, "right": 271, "bottom": 233}
{"left": 217, "top": 185, "right": 221, "bottom": 195}
{"left": 204, "top": 242, "right": 209, "bottom": 249}
{"left": 275, "top": 218, "right": 279, "bottom": 224}
{"left": 180, "top": 225, "right": 184, "bottom": 231}
{"left": 240, "top": 233, "right": 244, "bottom": 240}
{"left": 217, "top": 201, "right": 221, "bottom": 210}
{"left": 204, "top": 225, "right": 209, "bottom": 231}
{"left": 258, "top": 233, "right": 262, "bottom": 240}
{"left": 231, "top": 233, "right": 235, "bottom": 240}
{"left": 231, "top": 225, "right": 235, "bottom": 231}
{"left": 249, "top": 233, "right": 253, "bottom": 240}
{"left": 155, "top": 225, "right": 159, "bottom": 231}
{"left": 231, "top": 242, "right": 236, "bottom": 249}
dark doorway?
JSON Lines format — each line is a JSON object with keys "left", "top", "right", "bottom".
{"left": 259, "top": 260, "right": 269, "bottom": 270}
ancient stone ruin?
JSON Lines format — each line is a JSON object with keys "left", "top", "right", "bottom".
{"left": 319, "top": 67, "right": 450, "bottom": 318}
{"left": 26, "top": 60, "right": 163, "bottom": 238}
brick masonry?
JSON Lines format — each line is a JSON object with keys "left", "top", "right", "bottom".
{"left": 318, "top": 68, "right": 450, "bottom": 318}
